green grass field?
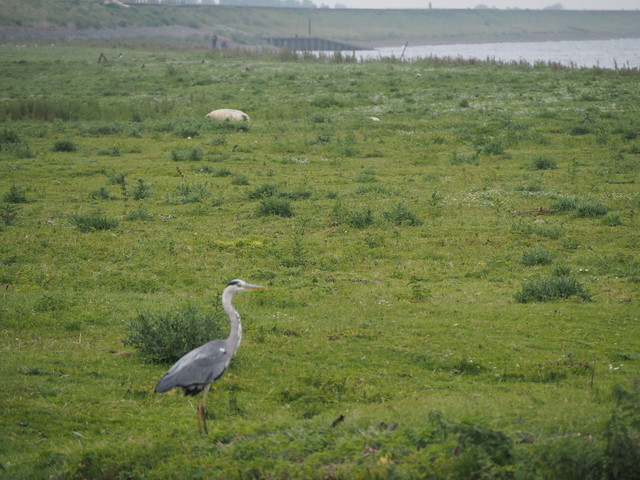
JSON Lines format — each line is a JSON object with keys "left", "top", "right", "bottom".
{"left": 1, "top": 44, "right": 639, "bottom": 479}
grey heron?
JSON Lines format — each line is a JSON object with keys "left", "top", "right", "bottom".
{"left": 154, "top": 279, "right": 266, "bottom": 434}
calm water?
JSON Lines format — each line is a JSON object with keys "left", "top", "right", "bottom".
{"left": 355, "top": 37, "right": 640, "bottom": 69}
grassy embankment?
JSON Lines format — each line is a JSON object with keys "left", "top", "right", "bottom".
{"left": 1, "top": 0, "right": 640, "bottom": 46}
{"left": 0, "top": 44, "right": 639, "bottom": 479}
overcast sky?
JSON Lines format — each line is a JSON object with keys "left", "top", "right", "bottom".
{"left": 331, "top": 0, "right": 639, "bottom": 9}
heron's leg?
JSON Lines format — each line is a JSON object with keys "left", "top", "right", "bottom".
{"left": 199, "top": 383, "right": 212, "bottom": 435}
{"left": 196, "top": 396, "right": 205, "bottom": 435}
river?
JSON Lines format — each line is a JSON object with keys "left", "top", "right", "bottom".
{"left": 354, "top": 37, "right": 640, "bottom": 69}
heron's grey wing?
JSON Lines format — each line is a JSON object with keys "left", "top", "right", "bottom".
{"left": 154, "top": 340, "right": 229, "bottom": 394}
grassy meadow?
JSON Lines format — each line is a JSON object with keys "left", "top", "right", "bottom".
{"left": 1, "top": 44, "right": 639, "bottom": 479}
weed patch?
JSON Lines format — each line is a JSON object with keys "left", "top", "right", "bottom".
{"left": 255, "top": 197, "right": 294, "bottom": 217}
{"left": 519, "top": 246, "right": 553, "bottom": 266}
{"left": 530, "top": 155, "right": 557, "bottom": 170}
{"left": 52, "top": 139, "right": 77, "bottom": 152}
{"left": 383, "top": 202, "right": 422, "bottom": 226}
{"left": 124, "top": 304, "right": 227, "bottom": 363}
{"left": 515, "top": 266, "right": 591, "bottom": 302}
{"left": 69, "top": 211, "right": 119, "bottom": 232}
{"left": 166, "top": 183, "right": 211, "bottom": 204}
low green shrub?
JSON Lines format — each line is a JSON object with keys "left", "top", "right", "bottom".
{"left": 131, "top": 178, "right": 153, "bottom": 200}
{"left": 383, "top": 202, "right": 422, "bottom": 226}
{"left": 514, "top": 266, "right": 591, "bottom": 303}
{"left": 126, "top": 205, "right": 152, "bottom": 221}
{"left": 248, "top": 183, "right": 279, "bottom": 199}
{"left": 530, "top": 155, "right": 557, "bottom": 170}
{"left": 108, "top": 173, "right": 126, "bottom": 186}
{"left": 212, "top": 167, "right": 234, "bottom": 177}
{"left": 97, "top": 145, "right": 121, "bottom": 157}
{"left": 170, "top": 147, "right": 204, "bottom": 162}
{"left": 601, "top": 383, "right": 640, "bottom": 479}
{"left": 602, "top": 213, "right": 622, "bottom": 226}
{"left": 255, "top": 198, "right": 294, "bottom": 217}
{"left": 569, "top": 124, "right": 590, "bottom": 135}
{"left": 89, "top": 186, "right": 113, "bottom": 200}
{"left": 69, "top": 212, "right": 119, "bottom": 232}
{"left": 511, "top": 220, "right": 564, "bottom": 239}
{"left": 481, "top": 138, "right": 506, "bottom": 155}
{"left": 166, "top": 183, "right": 211, "bottom": 204}
{"left": 331, "top": 201, "right": 375, "bottom": 229}
{"left": 551, "top": 195, "right": 578, "bottom": 212}
{"left": 124, "top": 304, "right": 227, "bottom": 363}
{"left": 3, "top": 185, "right": 29, "bottom": 204}
{"left": 0, "top": 202, "right": 18, "bottom": 227}
{"left": 231, "top": 174, "right": 250, "bottom": 185}
{"left": 52, "top": 139, "right": 77, "bottom": 152}
{"left": 279, "top": 188, "right": 312, "bottom": 200}
{"left": 0, "top": 127, "right": 20, "bottom": 145}
{"left": 450, "top": 151, "right": 479, "bottom": 165}
{"left": 576, "top": 200, "right": 608, "bottom": 218}
{"left": 519, "top": 246, "right": 553, "bottom": 266}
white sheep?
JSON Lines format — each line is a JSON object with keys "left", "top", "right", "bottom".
{"left": 205, "top": 109, "right": 250, "bottom": 122}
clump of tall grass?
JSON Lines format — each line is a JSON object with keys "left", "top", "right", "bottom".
{"left": 69, "top": 212, "right": 119, "bottom": 232}
{"left": 384, "top": 202, "right": 423, "bottom": 226}
{"left": 0, "top": 127, "right": 20, "bottom": 146}
{"left": 248, "top": 183, "right": 279, "bottom": 199}
{"left": 310, "top": 95, "right": 343, "bottom": 108}
{"left": 514, "top": 265, "right": 591, "bottom": 303}
{"left": 602, "top": 213, "right": 622, "bottom": 226}
{"left": 126, "top": 205, "right": 153, "bottom": 221}
{"left": 131, "top": 179, "right": 153, "bottom": 200}
{"left": 450, "top": 151, "right": 479, "bottom": 165}
{"left": 89, "top": 186, "right": 113, "bottom": 200}
{"left": 530, "top": 155, "right": 557, "bottom": 170}
{"left": 511, "top": 220, "right": 564, "bottom": 239}
{"left": 124, "top": 304, "right": 227, "bottom": 363}
{"left": 231, "top": 174, "right": 250, "bottom": 186}
{"left": 170, "top": 147, "right": 204, "bottom": 162}
{"left": 353, "top": 169, "right": 377, "bottom": 183}
{"left": 550, "top": 196, "right": 609, "bottom": 218}
{"left": 108, "top": 172, "right": 126, "bottom": 186}
{"left": 0, "top": 128, "right": 35, "bottom": 158}
{"left": 248, "top": 183, "right": 311, "bottom": 201}
{"left": 279, "top": 188, "right": 312, "bottom": 200}
{"left": 97, "top": 145, "right": 121, "bottom": 157}
{"left": 212, "top": 167, "right": 234, "bottom": 177}
{"left": 331, "top": 201, "right": 375, "bottom": 229}
{"left": 480, "top": 138, "right": 506, "bottom": 155}
{"left": 576, "top": 199, "right": 608, "bottom": 218}
{"left": 165, "top": 183, "right": 211, "bottom": 204}
{"left": 519, "top": 246, "right": 553, "bottom": 266}
{"left": 551, "top": 195, "right": 578, "bottom": 212}
{"left": 0, "top": 202, "right": 18, "bottom": 227}
{"left": 569, "top": 124, "right": 591, "bottom": 136}
{"left": 3, "top": 185, "right": 29, "bottom": 204}
{"left": 255, "top": 198, "right": 294, "bottom": 217}
{"left": 52, "top": 140, "right": 77, "bottom": 152}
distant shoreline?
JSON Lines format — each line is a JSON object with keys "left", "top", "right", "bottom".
{"left": 1, "top": 25, "right": 639, "bottom": 51}
{"left": 366, "top": 33, "right": 640, "bottom": 49}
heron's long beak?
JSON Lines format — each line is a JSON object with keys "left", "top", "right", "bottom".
{"left": 246, "top": 283, "right": 266, "bottom": 290}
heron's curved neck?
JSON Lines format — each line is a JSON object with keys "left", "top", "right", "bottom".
{"left": 222, "top": 288, "right": 242, "bottom": 355}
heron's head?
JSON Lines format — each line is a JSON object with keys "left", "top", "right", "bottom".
{"left": 226, "top": 279, "right": 266, "bottom": 293}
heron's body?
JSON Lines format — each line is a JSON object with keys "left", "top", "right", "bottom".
{"left": 154, "top": 279, "right": 264, "bottom": 433}
{"left": 154, "top": 338, "right": 230, "bottom": 396}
